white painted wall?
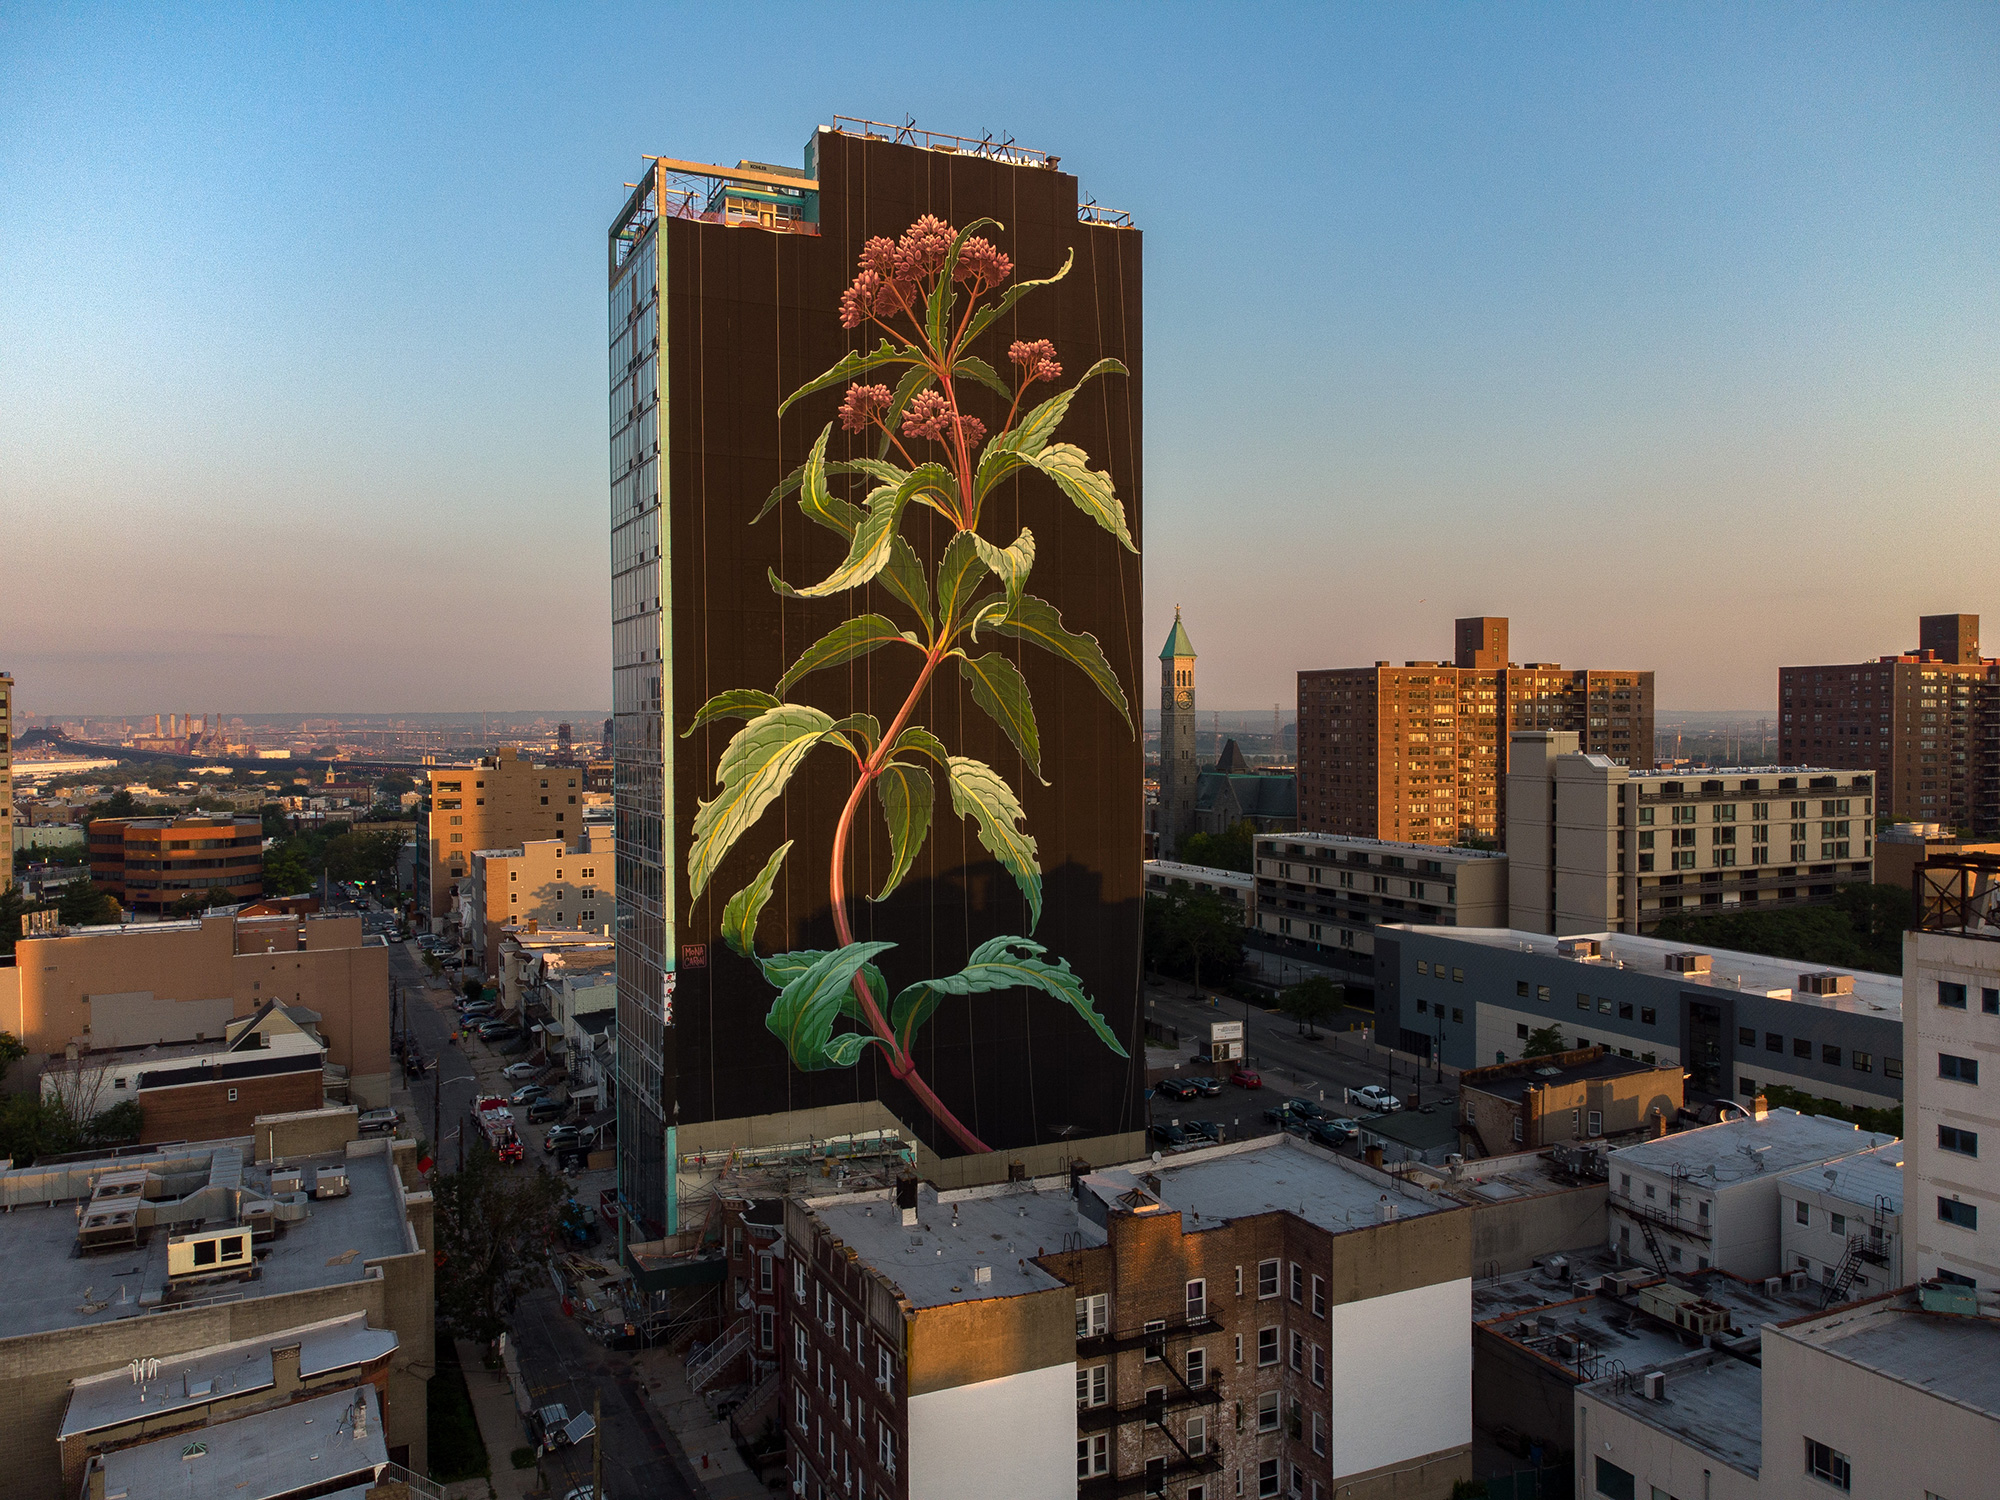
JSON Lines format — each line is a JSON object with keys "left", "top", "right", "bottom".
{"left": 1325, "top": 1277, "right": 1471, "bottom": 1479}
{"left": 907, "top": 1361, "right": 1076, "bottom": 1500}
{"left": 1906, "top": 930, "right": 2000, "bottom": 1289}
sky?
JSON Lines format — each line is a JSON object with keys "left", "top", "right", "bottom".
{"left": 2, "top": 3, "right": 1995, "bottom": 717}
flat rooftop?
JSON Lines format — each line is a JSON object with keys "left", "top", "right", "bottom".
{"left": 1465, "top": 1052, "right": 1674, "bottom": 1104}
{"left": 1608, "top": 1107, "right": 1894, "bottom": 1188}
{"left": 97, "top": 1383, "right": 385, "bottom": 1500}
{"left": 808, "top": 1180, "right": 1082, "bottom": 1310}
{"left": 1389, "top": 926, "right": 1903, "bottom": 1019}
{"left": 1582, "top": 1351, "right": 1763, "bottom": 1476}
{"left": 1777, "top": 1140, "right": 1904, "bottom": 1215}
{"left": 1084, "top": 1135, "right": 1454, "bottom": 1236}
{"left": 1782, "top": 1292, "right": 2000, "bottom": 1417}
{"left": 0, "top": 1141, "right": 415, "bottom": 1342}
{"left": 1627, "top": 765, "right": 1857, "bottom": 783}
{"left": 63, "top": 1311, "right": 396, "bottom": 1437}
{"left": 1259, "top": 830, "right": 1503, "bottom": 860}
{"left": 1143, "top": 860, "right": 1254, "bottom": 888}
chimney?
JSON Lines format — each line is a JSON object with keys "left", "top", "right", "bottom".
{"left": 1649, "top": 1107, "right": 1667, "bottom": 1140}
{"left": 272, "top": 1342, "right": 302, "bottom": 1396}
{"left": 1751, "top": 1093, "right": 1769, "bottom": 1122}
{"left": 1364, "top": 1144, "right": 1384, "bottom": 1169}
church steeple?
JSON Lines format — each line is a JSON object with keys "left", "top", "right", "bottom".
{"left": 1159, "top": 605, "right": 1196, "bottom": 663}
{"left": 1159, "top": 607, "right": 1198, "bottom": 857}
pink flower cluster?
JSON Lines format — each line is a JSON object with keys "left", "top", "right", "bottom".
{"left": 952, "top": 237, "right": 1012, "bottom": 288}
{"left": 837, "top": 383, "right": 894, "bottom": 434}
{"left": 1009, "top": 339, "right": 1062, "bottom": 385}
{"left": 838, "top": 216, "right": 1012, "bottom": 330}
{"left": 901, "top": 389, "right": 986, "bottom": 449}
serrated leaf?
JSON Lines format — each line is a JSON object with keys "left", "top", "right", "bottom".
{"left": 764, "top": 940, "right": 898, "bottom": 1071}
{"left": 889, "top": 935, "right": 1127, "bottom": 1059}
{"left": 797, "top": 424, "right": 864, "bottom": 539}
{"left": 872, "top": 760, "right": 934, "bottom": 902}
{"left": 794, "top": 464, "right": 956, "bottom": 599}
{"left": 828, "top": 712, "right": 882, "bottom": 756}
{"left": 927, "top": 217, "right": 999, "bottom": 355}
{"left": 1027, "top": 443, "right": 1135, "bottom": 552}
{"left": 684, "top": 689, "right": 782, "bottom": 738}
{"left": 946, "top": 755, "right": 1042, "bottom": 929}
{"left": 688, "top": 705, "right": 837, "bottom": 903}
{"left": 754, "top": 462, "right": 805, "bottom": 525}
{"left": 822, "top": 1031, "right": 894, "bottom": 1067}
{"left": 760, "top": 949, "right": 888, "bottom": 1030}
{"left": 977, "top": 592, "right": 1132, "bottom": 732}
{"left": 721, "top": 840, "right": 791, "bottom": 958}
{"left": 970, "top": 528, "right": 1035, "bottom": 620}
{"left": 879, "top": 534, "right": 933, "bottom": 634}
{"left": 776, "top": 615, "right": 920, "bottom": 693}
{"left": 962, "top": 249, "right": 1074, "bottom": 353}
{"left": 956, "top": 652, "right": 1042, "bottom": 782}
{"left": 778, "top": 338, "right": 923, "bottom": 418}
{"left": 844, "top": 457, "right": 909, "bottom": 487}
{"left": 934, "top": 531, "right": 989, "bottom": 629}
{"left": 877, "top": 364, "right": 935, "bottom": 461}
{"left": 952, "top": 355, "right": 1012, "bottom": 401}
{"left": 891, "top": 727, "right": 950, "bottom": 768}
{"left": 994, "top": 357, "right": 1127, "bottom": 459}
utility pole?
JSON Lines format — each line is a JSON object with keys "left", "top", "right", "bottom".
{"left": 591, "top": 1391, "right": 603, "bottom": 1500}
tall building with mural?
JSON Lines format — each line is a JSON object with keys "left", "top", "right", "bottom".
{"left": 1157, "top": 608, "right": 1197, "bottom": 855}
{"left": 606, "top": 121, "right": 1146, "bottom": 1233}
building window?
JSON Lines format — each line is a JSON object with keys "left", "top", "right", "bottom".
{"left": 1310, "top": 1273, "right": 1325, "bottom": 1317}
{"left": 1256, "top": 1326, "right": 1279, "bottom": 1366}
{"left": 1796, "top": 1200, "right": 1810, "bottom": 1225}
{"left": 1078, "top": 1433, "right": 1109, "bottom": 1477}
{"left": 1257, "top": 1259, "right": 1279, "bottom": 1298}
{"left": 1822, "top": 1044, "right": 1842, "bottom": 1067}
{"left": 1186, "top": 1347, "right": 1206, "bottom": 1388}
{"left": 1256, "top": 1391, "right": 1279, "bottom": 1431}
{"left": 1186, "top": 1413, "right": 1207, "bottom": 1457}
{"left": 1939, "top": 981, "right": 1969, "bottom": 1009}
{"left": 1766, "top": 1032, "right": 1784, "bottom": 1053}
{"left": 1187, "top": 1278, "right": 1206, "bottom": 1320}
{"left": 1289, "top": 1331, "right": 1303, "bottom": 1371}
{"left": 1311, "top": 1410, "right": 1325, "bottom": 1455}
{"left": 1805, "top": 1438, "right": 1851, "bottom": 1491}
{"left": 1076, "top": 1293, "right": 1108, "bottom": 1337}
{"left": 1938, "top": 1198, "right": 1978, "bottom": 1230}
{"left": 1985, "top": 988, "right": 1999, "bottom": 1015}
{"left": 1852, "top": 1051, "right": 1873, "bottom": 1074}
{"left": 1077, "top": 1363, "right": 1108, "bottom": 1406}
{"left": 1516, "top": 980, "right": 1529, "bottom": 997}
{"left": 1938, "top": 1125, "right": 1978, "bottom": 1157}
{"left": 1594, "top": 1456, "right": 1636, "bottom": 1500}
{"left": 1740, "top": 1027, "right": 1757, "bottom": 1047}
{"left": 1289, "top": 1263, "right": 1303, "bottom": 1303}
{"left": 1885, "top": 1056, "right": 1903, "bottom": 1079}
{"left": 1258, "top": 1457, "right": 1280, "bottom": 1497}
{"left": 1939, "top": 1053, "right": 1979, "bottom": 1084}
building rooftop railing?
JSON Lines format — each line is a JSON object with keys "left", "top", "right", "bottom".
{"left": 829, "top": 115, "right": 1057, "bottom": 169}
{"left": 1914, "top": 853, "right": 2000, "bottom": 939}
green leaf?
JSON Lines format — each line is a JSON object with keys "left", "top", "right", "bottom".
{"left": 776, "top": 615, "right": 920, "bottom": 693}
{"left": 996, "top": 357, "right": 1128, "bottom": 459}
{"left": 970, "top": 528, "right": 1035, "bottom": 620}
{"left": 927, "top": 218, "right": 999, "bottom": 355}
{"left": 956, "top": 652, "right": 1042, "bottom": 782}
{"left": 764, "top": 940, "right": 899, "bottom": 1071}
{"left": 797, "top": 424, "right": 865, "bottom": 539}
{"left": 891, "top": 726, "right": 950, "bottom": 768}
{"left": 822, "top": 1031, "right": 894, "bottom": 1067}
{"left": 754, "top": 462, "right": 805, "bottom": 525}
{"left": 876, "top": 365, "right": 935, "bottom": 461}
{"left": 946, "top": 756, "right": 1042, "bottom": 929}
{"left": 977, "top": 593, "right": 1132, "bottom": 732}
{"left": 872, "top": 760, "right": 933, "bottom": 902}
{"left": 794, "top": 464, "right": 957, "bottom": 599}
{"left": 684, "top": 689, "right": 782, "bottom": 737}
{"left": 962, "top": 249, "right": 1074, "bottom": 353}
{"left": 952, "top": 355, "right": 1013, "bottom": 401}
{"left": 934, "top": 531, "right": 989, "bottom": 629}
{"left": 759, "top": 453, "right": 883, "bottom": 525}
{"left": 688, "top": 705, "right": 838, "bottom": 903}
{"left": 890, "top": 936, "right": 1127, "bottom": 1058}
{"left": 844, "top": 457, "right": 909, "bottom": 487}
{"left": 879, "top": 534, "right": 934, "bottom": 634}
{"left": 778, "top": 338, "right": 923, "bottom": 418}
{"left": 828, "top": 713, "right": 883, "bottom": 757}
{"left": 721, "top": 841, "right": 791, "bottom": 958}
{"left": 1026, "top": 443, "right": 1135, "bottom": 552}
{"left": 760, "top": 950, "right": 889, "bottom": 1030}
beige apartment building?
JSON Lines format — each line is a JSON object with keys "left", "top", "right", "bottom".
{"left": 416, "top": 747, "right": 580, "bottom": 921}
{"left": 0, "top": 911, "right": 391, "bottom": 1108}
{"left": 458, "top": 828, "right": 610, "bottom": 975}
{"left": 1295, "top": 617, "right": 1653, "bottom": 847}
{"left": 1506, "top": 731, "right": 1875, "bottom": 935}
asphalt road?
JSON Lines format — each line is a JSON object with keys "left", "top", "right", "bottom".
{"left": 389, "top": 941, "right": 480, "bottom": 1163}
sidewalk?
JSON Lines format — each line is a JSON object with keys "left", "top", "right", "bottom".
{"left": 451, "top": 1338, "right": 535, "bottom": 1500}
{"left": 627, "top": 1347, "right": 768, "bottom": 1500}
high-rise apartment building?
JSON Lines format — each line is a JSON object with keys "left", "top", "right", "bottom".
{"left": 1158, "top": 608, "right": 1198, "bottom": 856}
{"left": 1778, "top": 612, "right": 1995, "bottom": 830}
{"left": 1, "top": 670, "right": 12, "bottom": 889}
{"left": 415, "top": 748, "right": 578, "bottom": 922}
{"left": 607, "top": 122, "right": 1145, "bottom": 1230}
{"left": 1295, "top": 618, "right": 1653, "bottom": 846}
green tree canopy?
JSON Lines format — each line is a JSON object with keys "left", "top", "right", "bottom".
{"left": 1278, "top": 975, "right": 1343, "bottom": 1037}
{"left": 55, "top": 877, "right": 120, "bottom": 928}
{"left": 432, "top": 1147, "right": 570, "bottom": 1344}
{"left": 1178, "top": 820, "right": 1257, "bottom": 874}
{"left": 1143, "top": 888, "right": 1247, "bottom": 987}
{"left": 1522, "top": 1025, "right": 1568, "bottom": 1058}
{"left": 1652, "top": 883, "right": 1909, "bottom": 975}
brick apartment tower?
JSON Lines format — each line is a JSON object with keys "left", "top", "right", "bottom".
{"left": 1159, "top": 607, "right": 1198, "bottom": 857}
{"left": 1779, "top": 613, "right": 1997, "bottom": 832}
{"left": 0, "top": 671, "right": 12, "bottom": 889}
{"left": 1294, "top": 617, "right": 1654, "bottom": 846}
{"left": 606, "top": 123, "right": 1146, "bottom": 1232}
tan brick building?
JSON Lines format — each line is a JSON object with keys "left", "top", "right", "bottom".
{"left": 458, "top": 828, "right": 611, "bottom": 975}
{"left": 1778, "top": 612, "right": 1995, "bottom": 829}
{"left": 415, "top": 747, "right": 580, "bottom": 921}
{"left": 0, "top": 911, "right": 391, "bottom": 1108}
{"left": 1296, "top": 617, "right": 1653, "bottom": 847}
{"left": 1456, "top": 1044, "right": 1682, "bottom": 1156}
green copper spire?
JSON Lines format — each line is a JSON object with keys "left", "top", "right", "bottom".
{"left": 1159, "top": 605, "right": 1196, "bottom": 661}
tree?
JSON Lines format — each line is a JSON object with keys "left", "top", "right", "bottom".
{"left": 0, "top": 1032, "right": 27, "bottom": 1073}
{"left": 432, "top": 1147, "right": 570, "bottom": 1344}
{"left": 1277, "top": 976, "right": 1343, "bottom": 1038}
{"left": 264, "top": 845, "right": 312, "bottom": 897}
{"left": 1143, "top": 889, "right": 1247, "bottom": 989}
{"left": 325, "top": 828, "right": 404, "bottom": 889}
{"left": 55, "top": 877, "right": 119, "bottom": 928}
{"left": 87, "top": 788, "right": 141, "bottom": 820}
{"left": 0, "top": 887, "right": 25, "bottom": 957}
{"left": 261, "top": 803, "right": 292, "bottom": 840}
{"left": 1652, "top": 883, "right": 1909, "bottom": 976}
{"left": 1522, "top": 1025, "right": 1567, "bottom": 1058}
{"left": 1179, "top": 821, "right": 1256, "bottom": 874}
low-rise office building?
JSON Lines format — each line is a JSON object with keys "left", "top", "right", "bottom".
{"left": 1605, "top": 1104, "right": 1893, "bottom": 1280}
{"left": 1457, "top": 1046, "right": 1683, "bottom": 1157}
{"left": 1506, "top": 733, "right": 1875, "bottom": 936}
{"left": 1776, "top": 1139, "right": 1904, "bottom": 1297}
{"left": 1377, "top": 925, "right": 1905, "bottom": 1112}
{"left": 87, "top": 813, "right": 265, "bottom": 914}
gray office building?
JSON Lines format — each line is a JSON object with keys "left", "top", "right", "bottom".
{"left": 1376, "top": 925, "right": 1905, "bottom": 1112}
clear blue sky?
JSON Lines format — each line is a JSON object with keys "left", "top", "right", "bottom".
{"left": 2, "top": 3, "right": 1994, "bottom": 715}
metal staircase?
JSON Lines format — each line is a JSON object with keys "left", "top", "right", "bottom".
{"left": 688, "top": 1315, "right": 752, "bottom": 1393}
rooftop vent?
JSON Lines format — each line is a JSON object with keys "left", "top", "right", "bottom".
{"left": 1664, "top": 951, "right": 1711, "bottom": 975}
{"left": 1797, "top": 972, "right": 1854, "bottom": 996}
{"left": 1558, "top": 938, "right": 1602, "bottom": 961}
{"left": 1643, "top": 1370, "right": 1665, "bottom": 1400}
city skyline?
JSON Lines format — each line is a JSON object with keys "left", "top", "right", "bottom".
{"left": 4, "top": 4, "right": 1995, "bottom": 716}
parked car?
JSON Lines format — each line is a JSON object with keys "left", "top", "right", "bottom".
{"left": 1326, "top": 1116, "right": 1361, "bottom": 1139}
{"left": 527, "top": 1097, "right": 567, "bottom": 1123}
{"left": 544, "top": 1124, "right": 582, "bottom": 1154}
{"left": 1149, "top": 1122, "right": 1189, "bottom": 1148}
{"left": 1184, "top": 1119, "right": 1224, "bottom": 1143}
{"left": 502, "top": 1062, "right": 543, "bottom": 1081}
{"left": 1351, "top": 1085, "right": 1402, "bottom": 1113}
{"left": 1302, "top": 1119, "right": 1352, "bottom": 1149}
{"left": 1229, "top": 1068, "right": 1263, "bottom": 1089}
{"left": 357, "top": 1108, "right": 400, "bottom": 1135}
{"left": 510, "top": 1083, "right": 551, "bottom": 1105}
{"left": 1263, "top": 1102, "right": 1296, "bottom": 1127}
{"left": 460, "top": 1005, "right": 498, "bottom": 1022}
{"left": 1156, "top": 1077, "right": 1198, "bottom": 1101}
{"left": 1187, "top": 1076, "right": 1223, "bottom": 1097}
{"left": 477, "top": 1020, "right": 519, "bottom": 1041}
{"left": 1284, "top": 1096, "right": 1327, "bottom": 1121}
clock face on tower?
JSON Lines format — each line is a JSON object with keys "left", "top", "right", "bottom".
{"left": 1175, "top": 688, "right": 1193, "bottom": 707}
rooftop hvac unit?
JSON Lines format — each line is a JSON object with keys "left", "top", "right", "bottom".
{"left": 273, "top": 1192, "right": 309, "bottom": 1223}
{"left": 1788, "top": 1270, "right": 1809, "bottom": 1293}
{"left": 1797, "top": 972, "right": 1854, "bottom": 996}
{"left": 1558, "top": 938, "right": 1602, "bottom": 961}
{"left": 269, "top": 1169, "right": 303, "bottom": 1196}
{"left": 1665, "top": 951, "right": 1712, "bottom": 975}
{"left": 1643, "top": 1371, "right": 1666, "bottom": 1400}
{"left": 1765, "top": 1277, "right": 1783, "bottom": 1296}
{"left": 311, "top": 1168, "right": 349, "bottom": 1200}
{"left": 167, "top": 1226, "right": 252, "bottom": 1280}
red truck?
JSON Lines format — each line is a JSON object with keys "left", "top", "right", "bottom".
{"left": 470, "top": 1095, "right": 526, "bottom": 1164}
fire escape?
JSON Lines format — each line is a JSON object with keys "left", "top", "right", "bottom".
{"left": 1618, "top": 1166, "right": 1704, "bottom": 1277}
{"left": 1077, "top": 1315, "right": 1227, "bottom": 1498}
{"left": 1821, "top": 1193, "right": 1895, "bottom": 1307}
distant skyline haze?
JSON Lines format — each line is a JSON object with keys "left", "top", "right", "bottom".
{"left": 1, "top": 3, "right": 1993, "bottom": 716}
